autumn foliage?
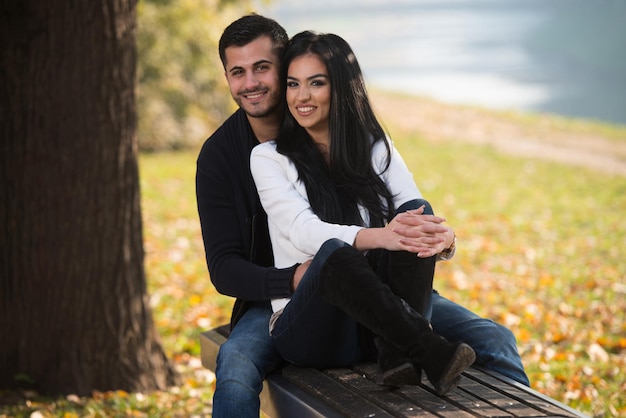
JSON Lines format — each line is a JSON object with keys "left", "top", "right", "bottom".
{"left": 2, "top": 111, "right": 624, "bottom": 416}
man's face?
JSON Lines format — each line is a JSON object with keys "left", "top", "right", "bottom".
{"left": 223, "top": 36, "right": 282, "bottom": 119}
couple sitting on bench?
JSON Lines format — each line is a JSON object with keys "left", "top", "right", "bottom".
{"left": 196, "top": 13, "right": 529, "bottom": 418}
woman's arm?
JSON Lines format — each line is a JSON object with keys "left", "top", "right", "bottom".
{"left": 251, "top": 142, "right": 362, "bottom": 261}
{"left": 251, "top": 141, "right": 454, "bottom": 259}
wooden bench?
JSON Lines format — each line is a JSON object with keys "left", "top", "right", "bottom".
{"left": 200, "top": 325, "right": 589, "bottom": 417}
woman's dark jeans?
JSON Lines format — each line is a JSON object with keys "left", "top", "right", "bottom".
{"left": 271, "top": 198, "right": 432, "bottom": 367}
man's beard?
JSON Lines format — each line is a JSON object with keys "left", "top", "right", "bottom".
{"left": 241, "top": 97, "right": 281, "bottom": 119}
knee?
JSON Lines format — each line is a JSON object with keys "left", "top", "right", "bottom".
{"left": 397, "top": 198, "right": 433, "bottom": 215}
{"left": 213, "top": 342, "right": 264, "bottom": 417}
{"left": 320, "top": 238, "right": 351, "bottom": 253}
{"left": 215, "top": 340, "right": 264, "bottom": 386}
{"left": 495, "top": 325, "right": 521, "bottom": 355}
{"left": 216, "top": 339, "right": 256, "bottom": 370}
{"left": 489, "top": 321, "right": 517, "bottom": 346}
{"left": 471, "top": 320, "right": 519, "bottom": 356}
{"left": 318, "top": 238, "right": 354, "bottom": 264}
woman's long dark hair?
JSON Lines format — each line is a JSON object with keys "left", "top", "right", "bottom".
{"left": 276, "top": 31, "right": 394, "bottom": 227}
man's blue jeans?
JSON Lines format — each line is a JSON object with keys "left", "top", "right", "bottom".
{"left": 211, "top": 301, "right": 283, "bottom": 418}
{"left": 429, "top": 291, "right": 530, "bottom": 386}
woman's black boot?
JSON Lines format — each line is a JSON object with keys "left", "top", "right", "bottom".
{"left": 319, "top": 246, "right": 475, "bottom": 396}
{"left": 375, "top": 250, "right": 436, "bottom": 386}
{"left": 375, "top": 327, "right": 422, "bottom": 386}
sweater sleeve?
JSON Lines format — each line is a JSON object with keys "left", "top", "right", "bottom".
{"left": 251, "top": 142, "right": 363, "bottom": 266}
{"left": 196, "top": 124, "right": 293, "bottom": 301}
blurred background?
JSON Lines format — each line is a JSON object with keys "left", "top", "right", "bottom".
{"left": 137, "top": 0, "right": 626, "bottom": 151}
{"left": 134, "top": 2, "right": 625, "bottom": 416}
{"left": 254, "top": 0, "right": 626, "bottom": 125}
{"left": 2, "top": 1, "right": 624, "bottom": 416}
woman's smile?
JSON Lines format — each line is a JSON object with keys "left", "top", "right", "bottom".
{"left": 286, "top": 53, "right": 331, "bottom": 145}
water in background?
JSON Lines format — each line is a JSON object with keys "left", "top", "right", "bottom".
{"left": 253, "top": 0, "right": 626, "bottom": 126}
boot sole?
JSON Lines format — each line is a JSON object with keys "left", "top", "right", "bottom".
{"left": 434, "top": 343, "right": 476, "bottom": 396}
{"left": 377, "top": 362, "right": 422, "bottom": 387}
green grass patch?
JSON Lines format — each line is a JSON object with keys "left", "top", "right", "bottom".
{"left": 397, "top": 135, "right": 626, "bottom": 415}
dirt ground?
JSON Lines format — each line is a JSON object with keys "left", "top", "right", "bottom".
{"left": 370, "top": 90, "right": 626, "bottom": 177}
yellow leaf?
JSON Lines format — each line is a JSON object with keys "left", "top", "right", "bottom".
{"left": 189, "top": 294, "right": 201, "bottom": 305}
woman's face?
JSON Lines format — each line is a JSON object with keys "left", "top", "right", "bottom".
{"left": 285, "top": 53, "right": 331, "bottom": 144}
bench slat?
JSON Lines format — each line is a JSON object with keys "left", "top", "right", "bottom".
{"left": 259, "top": 372, "right": 343, "bottom": 418}
{"left": 325, "top": 367, "right": 438, "bottom": 417}
{"left": 200, "top": 327, "right": 589, "bottom": 418}
{"left": 283, "top": 366, "right": 395, "bottom": 417}
{"left": 463, "top": 368, "right": 584, "bottom": 417}
{"left": 355, "top": 362, "right": 518, "bottom": 418}
{"left": 456, "top": 372, "right": 544, "bottom": 417}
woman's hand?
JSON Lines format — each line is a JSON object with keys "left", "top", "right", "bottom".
{"left": 354, "top": 205, "right": 456, "bottom": 257}
{"left": 391, "top": 206, "right": 455, "bottom": 258}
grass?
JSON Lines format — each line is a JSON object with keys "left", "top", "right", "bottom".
{"left": 2, "top": 114, "right": 625, "bottom": 417}
{"left": 396, "top": 136, "right": 626, "bottom": 416}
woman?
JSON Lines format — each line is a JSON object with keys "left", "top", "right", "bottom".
{"left": 250, "top": 31, "right": 474, "bottom": 395}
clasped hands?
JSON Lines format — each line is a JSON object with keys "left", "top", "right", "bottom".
{"left": 388, "top": 205, "right": 455, "bottom": 258}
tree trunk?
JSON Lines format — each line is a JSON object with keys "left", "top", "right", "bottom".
{"left": 0, "top": 0, "right": 179, "bottom": 395}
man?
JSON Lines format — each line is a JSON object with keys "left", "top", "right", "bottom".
{"left": 196, "top": 13, "right": 529, "bottom": 418}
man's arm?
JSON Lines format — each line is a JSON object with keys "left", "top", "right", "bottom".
{"left": 196, "top": 140, "right": 294, "bottom": 301}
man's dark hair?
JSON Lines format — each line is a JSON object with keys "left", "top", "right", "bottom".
{"left": 218, "top": 14, "right": 289, "bottom": 68}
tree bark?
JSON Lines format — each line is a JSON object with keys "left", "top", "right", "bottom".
{"left": 0, "top": 0, "right": 179, "bottom": 395}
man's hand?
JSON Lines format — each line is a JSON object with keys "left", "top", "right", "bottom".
{"left": 291, "top": 259, "right": 312, "bottom": 292}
